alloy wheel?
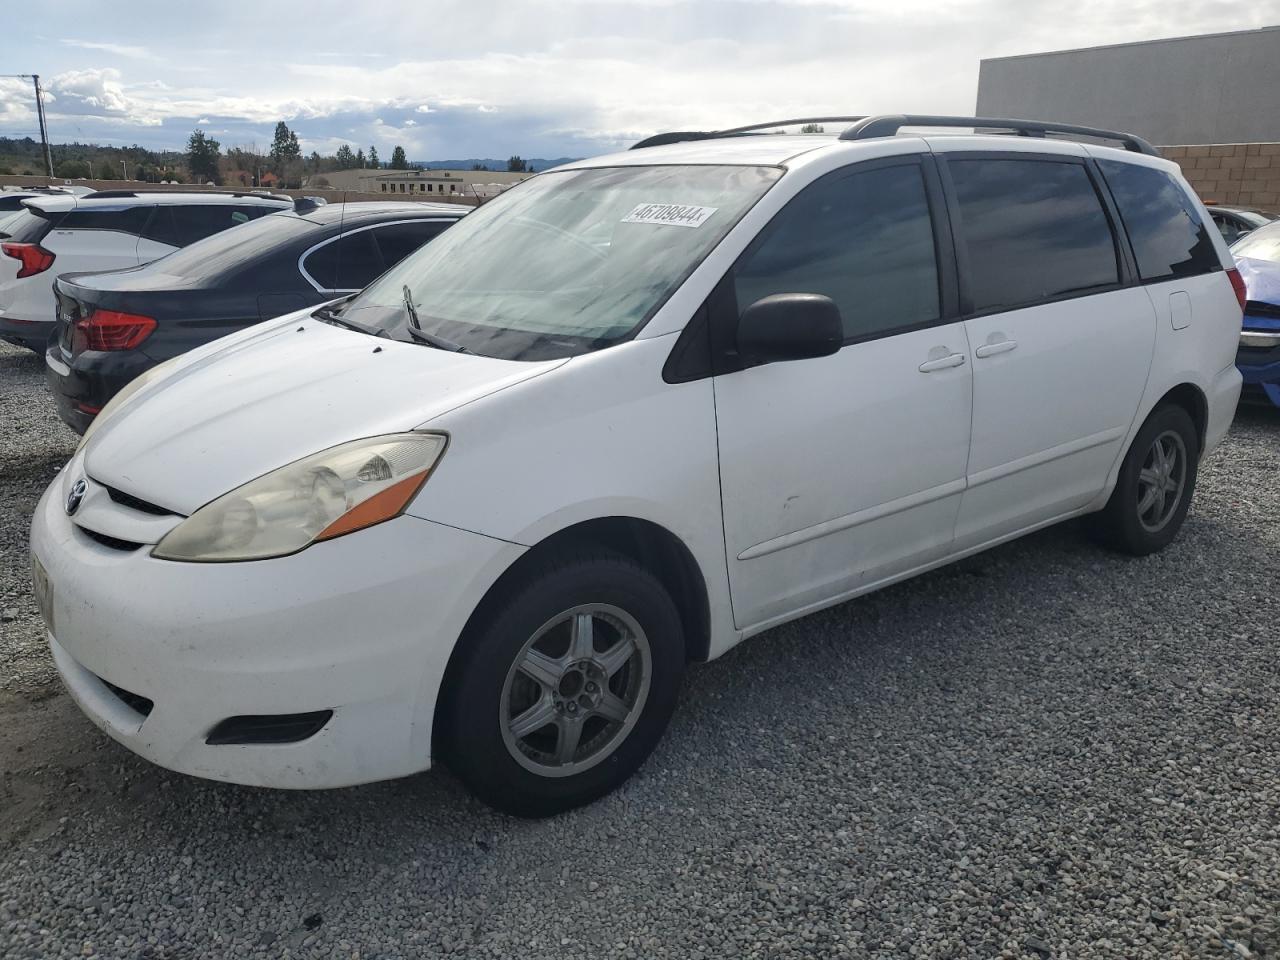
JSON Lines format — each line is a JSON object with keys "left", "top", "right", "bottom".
{"left": 1136, "top": 429, "right": 1187, "bottom": 533}
{"left": 499, "top": 603, "right": 652, "bottom": 778}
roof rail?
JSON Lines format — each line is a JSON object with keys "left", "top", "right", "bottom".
{"left": 632, "top": 114, "right": 1159, "bottom": 156}
{"left": 840, "top": 115, "right": 1160, "bottom": 156}
{"left": 631, "top": 116, "right": 866, "bottom": 150}
{"left": 81, "top": 190, "right": 137, "bottom": 199}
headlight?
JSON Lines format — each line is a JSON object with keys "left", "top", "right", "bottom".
{"left": 152, "top": 433, "right": 447, "bottom": 562}
{"left": 76, "top": 356, "right": 180, "bottom": 452}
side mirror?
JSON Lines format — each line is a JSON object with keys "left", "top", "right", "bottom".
{"left": 737, "top": 293, "right": 844, "bottom": 365}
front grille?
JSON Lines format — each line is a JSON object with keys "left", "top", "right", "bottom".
{"left": 98, "top": 677, "right": 154, "bottom": 717}
{"left": 206, "top": 711, "right": 334, "bottom": 746}
{"left": 78, "top": 527, "right": 143, "bottom": 552}
{"left": 1244, "top": 300, "right": 1280, "bottom": 321}
{"left": 102, "top": 482, "right": 175, "bottom": 517}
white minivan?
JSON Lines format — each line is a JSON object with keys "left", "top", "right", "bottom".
{"left": 31, "top": 116, "right": 1244, "bottom": 817}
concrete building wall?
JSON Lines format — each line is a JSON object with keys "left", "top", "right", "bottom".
{"left": 976, "top": 27, "right": 1280, "bottom": 146}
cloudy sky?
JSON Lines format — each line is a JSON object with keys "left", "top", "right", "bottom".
{"left": 2, "top": 0, "right": 1278, "bottom": 161}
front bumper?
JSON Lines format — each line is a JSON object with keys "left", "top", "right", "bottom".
{"left": 30, "top": 479, "right": 523, "bottom": 788}
{"left": 0, "top": 314, "right": 53, "bottom": 352}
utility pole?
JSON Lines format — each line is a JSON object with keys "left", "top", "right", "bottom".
{"left": 32, "top": 75, "right": 54, "bottom": 179}
{"left": 1, "top": 74, "right": 55, "bottom": 179}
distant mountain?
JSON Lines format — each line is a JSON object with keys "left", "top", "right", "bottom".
{"left": 411, "top": 158, "right": 580, "bottom": 172}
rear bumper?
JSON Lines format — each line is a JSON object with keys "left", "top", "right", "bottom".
{"left": 1205, "top": 364, "right": 1243, "bottom": 455}
{"left": 0, "top": 314, "right": 53, "bottom": 352}
{"left": 46, "top": 345, "right": 154, "bottom": 435}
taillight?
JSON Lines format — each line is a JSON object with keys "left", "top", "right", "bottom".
{"left": 1, "top": 241, "right": 55, "bottom": 279}
{"left": 72, "top": 309, "right": 157, "bottom": 352}
{"left": 1227, "top": 267, "right": 1247, "bottom": 313}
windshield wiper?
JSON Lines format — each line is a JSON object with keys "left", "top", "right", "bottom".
{"left": 401, "top": 284, "right": 475, "bottom": 354}
{"left": 314, "top": 303, "right": 387, "bottom": 338}
{"left": 405, "top": 324, "right": 475, "bottom": 355}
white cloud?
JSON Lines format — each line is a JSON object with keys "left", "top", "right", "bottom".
{"left": 60, "top": 39, "right": 161, "bottom": 62}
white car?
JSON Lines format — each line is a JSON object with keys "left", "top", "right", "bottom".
{"left": 30, "top": 116, "right": 1244, "bottom": 817}
{"left": 0, "top": 191, "right": 292, "bottom": 351}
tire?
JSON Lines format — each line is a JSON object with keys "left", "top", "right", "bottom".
{"left": 438, "top": 548, "right": 685, "bottom": 818}
{"left": 1087, "top": 404, "right": 1199, "bottom": 556}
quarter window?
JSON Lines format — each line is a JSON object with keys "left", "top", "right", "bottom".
{"left": 733, "top": 162, "right": 940, "bottom": 341}
{"left": 372, "top": 220, "right": 452, "bottom": 267}
{"left": 303, "top": 230, "right": 385, "bottom": 291}
{"left": 57, "top": 205, "right": 153, "bottom": 236}
{"left": 948, "top": 158, "right": 1119, "bottom": 314}
{"left": 1098, "top": 159, "right": 1219, "bottom": 281}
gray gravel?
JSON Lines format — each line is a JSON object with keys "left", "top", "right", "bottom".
{"left": 1, "top": 339, "right": 1278, "bottom": 959}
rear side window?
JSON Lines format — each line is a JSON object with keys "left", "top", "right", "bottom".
{"left": 146, "top": 204, "right": 269, "bottom": 248}
{"left": 733, "top": 162, "right": 940, "bottom": 340}
{"left": 948, "top": 158, "right": 1119, "bottom": 314}
{"left": 372, "top": 220, "right": 452, "bottom": 267}
{"left": 57, "top": 205, "right": 152, "bottom": 236}
{"left": 1097, "top": 159, "right": 1220, "bottom": 281}
{"left": 302, "top": 230, "right": 385, "bottom": 291}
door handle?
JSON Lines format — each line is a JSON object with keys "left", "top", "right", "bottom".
{"left": 918, "top": 353, "right": 966, "bottom": 373}
{"left": 975, "top": 339, "right": 1018, "bottom": 359}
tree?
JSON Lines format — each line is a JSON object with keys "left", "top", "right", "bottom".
{"left": 186, "top": 129, "right": 222, "bottom": 184}
{"left": 98, "top": 161, "right": 117, "bottom": 180}
{"left": 309, "top": 150, "right": 321, "bottom": 172}
{"left": 269, "top": 121, "right": 301, "bottom": 169}
{"left": 389, "top": 145, "right": 408, "bottom": 170}
{"left": 470, "top": 163, "right": 488, "bottom": 171}
{"left": 356, "top": 148, "right": 366, "bottom": 168}
{"left": 368, "top": 146, "right": 379, "bottom": 168}
{"left": 54, "top": 159, "right": 92, "bottom": 179}
{"left": 799, "top": 123, "right": 825, "bottom": 134}
{"left": 507, "top": 156, "right": 527, "bottom": 172}
{"left": 334, "top": 144, "right": 356, "bottom": 169}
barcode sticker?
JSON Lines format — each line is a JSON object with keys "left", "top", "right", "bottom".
{"left": 621, "top": 203, "right": 718, "bottom": 228}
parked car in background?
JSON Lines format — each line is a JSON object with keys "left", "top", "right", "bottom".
{"left": 1231, "top": 221, "right": 1280, "bottom": 408}
{"left": 31, "top": 116, "right": 1242, "bottom": 817}
{"left": 45, "top": 202, "right": 463, "bottom": 434}
{"left": 0, "top": 191, "right": 292, "bottom": 352}
{"left": 1207, "top": 203, "right": 1278, "bottom": 245}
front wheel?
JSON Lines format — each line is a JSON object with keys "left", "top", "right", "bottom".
{"left": 1088, "top": 404, "right": 1199, "bottom": 556}
{"left": 438, "top": 548, "right": 685, "bottom": 817}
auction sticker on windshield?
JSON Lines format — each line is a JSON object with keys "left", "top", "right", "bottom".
{"left": 621, "top": 203, "right": 718, "bottom": 228}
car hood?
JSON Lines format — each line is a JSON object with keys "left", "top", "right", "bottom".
{"left": 84, "top": 312, "right": 566, "bottom": 514}
{"left": 1236, "top": 256, "right": 1280, "bottom": 307}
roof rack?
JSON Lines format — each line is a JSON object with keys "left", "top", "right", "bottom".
{"left": 631, "top": 114, "right": 1159, "bottom": 156}
{"left": 81, "top": 190, "right": 137, "bottom": 199}
{"left": 839, "top": 115, "right": 1159, "bottom": 156}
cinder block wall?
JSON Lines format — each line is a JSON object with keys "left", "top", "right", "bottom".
{"left": 1161, "top": 143, "right": 1280, "bottom": 209}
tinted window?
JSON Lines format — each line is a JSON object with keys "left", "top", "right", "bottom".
{"left": 173, "top": 204, "right": 268, "bottom": 246}
{"left": 1098, "top": 159, "right": 1219, "bottom": 282}
{"left": 372, "top": 220, "right": 452, "bottom": 267}
{"left": 134, "top": 213, "right": 314, "bottom": 281}
{"left": 58, "top": 205, "right": 153, "bottom": 236}
{"left": 303, "top": 230, "right": 385, "bottom": 291}
{"left": 0, "top": 209, "right": 60, "bottom": 242}
{"left": 734, "top": 163, "right": 939, "bottom": 340}
{"left": 949, "top": 159, "right": 1118, "bottom": 314}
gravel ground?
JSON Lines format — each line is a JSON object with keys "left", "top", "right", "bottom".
{"left": 1, "top": 339, "right": 1278, "bottom": 960}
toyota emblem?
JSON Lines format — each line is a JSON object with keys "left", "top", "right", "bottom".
{"left": 65, "top": 478, "right": 87, "bottom": 516}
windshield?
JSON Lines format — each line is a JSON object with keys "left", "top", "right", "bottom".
{"left": 1233, "top": 220, "right": 1280, "bottom": 263}
{"left": 337, "top": 164, "right": 782, "bottom": 360}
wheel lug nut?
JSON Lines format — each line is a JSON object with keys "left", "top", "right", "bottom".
{"left": 567, "top": 702, "right": 577, "bottom": 714}
{"left": 586, "top": 682, "right": 597, "bottom": 693}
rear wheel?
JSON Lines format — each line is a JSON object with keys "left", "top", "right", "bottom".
{"left": 1088, "top": 404, "right": 1199, "bottom": 556}
{"left": 439, "top": 549, "right": 684, "bottom": 817}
